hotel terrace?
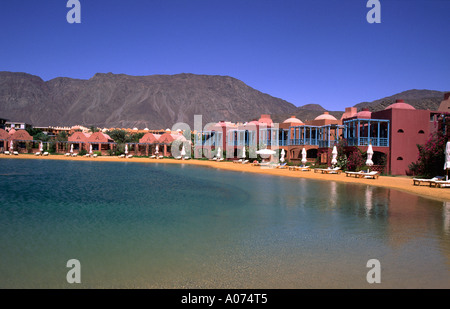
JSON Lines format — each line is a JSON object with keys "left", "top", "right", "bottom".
{"left": 1, "top": 94, "right": 448, "bottom": 176}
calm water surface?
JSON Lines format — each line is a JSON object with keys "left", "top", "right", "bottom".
{"left": 0, "top": 159, "right": 449, "bottom": 288}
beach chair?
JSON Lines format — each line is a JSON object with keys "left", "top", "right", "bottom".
{"left": 360, "top": 171, "right": 379, "bottom": 179}
{"left": 150, "top": 155, "right": 156, "bottom": 159}
{"left": 321, "top": 167, "right": 341, "bottom": 174}
{"left": 345, "top": 171, "right": 364, "bottom": 178}
{"left": 64, "top": 153, "right": 71, "bottom": 157}
{"left": 234, "top": 159, "right": 243, "bottom": 163}
{"left": 276, "top": 162, "right": 287, "bottom": 169}
{"left": 13, "top": 151, "right": 19, "bottom": 155}
{"left": 184, "top": 156, "right": 191, "bottom": 160}
{"left": 118, "top": 154, "right": 125, "bottom": 158}
{"left": 413, "top": 176, "right": 444, "bottom": 186}
{"left": 242, "top": 160, "right": 249, "bottom": 164}
{"left": 35, "top": 152, "right": 41, "bottom": 156}
{"left": 209, "top": 157, "right": 217, "bottom": 161}
{"left": 126, "top": 155, "right": 133, "bottom": 158}
{"left": 84, "top": 154, "right": 90, "bottom": 157}
{"left": 4, "top": 151, "right": 10, "bottom": 155}
{"left": 217, "top": 158, "right": 224, "bottom": 162}
{"left": 431, "top": 180, "right": 450, "bottom": 188}
{"left": 158, "top": 155, "right": 164, "bottom": 159}
{"left": 174, "top": 156, "right": 182, "bottom": 160}
{"left": 72, "top": 153, "right": 78, "bottom": 157}
{"left": 43, "top": 152, "right": 49, "bottom": 156}
{"left": 92, "top": 154, "right": 98, "bottom": 158}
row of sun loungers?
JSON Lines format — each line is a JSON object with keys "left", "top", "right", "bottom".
{"left": 3, "top": 151, "right": 19, "bottom": 155}
{"left": 233, "top": 159, "right": 249, "bottom": 164}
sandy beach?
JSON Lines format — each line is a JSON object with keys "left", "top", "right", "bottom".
{"left": 1, "top": 154, "right": 448, "bottom": 203}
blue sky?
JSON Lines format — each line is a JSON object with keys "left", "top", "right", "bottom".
{"left": 0, "top": 0, "right": 449, "bottom": 110}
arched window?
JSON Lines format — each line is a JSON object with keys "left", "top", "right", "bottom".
{"left": 397, "top": 157, "right": 403, "bottom": 161}
{"left": 418, "top": 130, "right": 425, "bottom": 134}
{"left": 397, "top": 129, "right": 404, "bottom": 133}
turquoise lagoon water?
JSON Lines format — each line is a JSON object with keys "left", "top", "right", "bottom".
{"left": 0, "top": 159, "right": 449, "bottom": 288}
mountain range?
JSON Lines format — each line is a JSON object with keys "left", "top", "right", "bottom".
{"left": 0, "top": 71, "right": 447, "bottom": 129}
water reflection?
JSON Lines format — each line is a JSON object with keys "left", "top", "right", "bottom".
{"left": 444, "top": 202, "right": 450, "bottom": 236}
{"left": 365, "top": 185, "right": 373, "bottom": 217}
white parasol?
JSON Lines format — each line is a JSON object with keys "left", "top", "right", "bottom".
{"left": 331, "top": 145, "right": 338, "bottom": 166}
{"left": 301, "top": 148, "right": 307, "bottom": 166}
{"left": 444, "top": 141, "right": 450, "bottom": 181}
{"left": 366, "top": 144, "right": 374, "bottom": 171}
{"left": 280, "top": 148, "right": 285, "bottom": 163}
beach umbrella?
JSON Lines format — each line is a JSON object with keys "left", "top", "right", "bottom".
{"left": 256, "top": 149, "right": 276, "bottom": 156}
{"left": 217, "top": 147, "right": 222, "bottom": 159}
{"left": 70, "top": 144, "right": 73, "bottom": 153}
{"left": 155, "top": 145, "right": 159, "bottom": 154}
{"left": 39, "top": 142, "right": 43, "bottom": 152}
{"left": 280, "top": 148, "right": 285, "bottom": 163}
{"left": 366, "top": 144, "right": 374, "bottom": 171}
{"left": 301, "top": 148, "right": 307, "bottom": 166}
{"left": 181, "top": 144, "right": 186, "bottom": 157}
{"left": 89, "top": 144, "right": 93, "bottom": 154}
{"left": 9, "top": 140, "right": 13, "bottom": 151}
{"left": 125, "top": 144, "right": 128, "bottom": 155}
{"left": 331, "top": 145, "right": 338, "bottom": 166}
{"left": 241, "top": 146, "right": 246, "bottom": 159}
{"left": 444, "top": 141, "right": 450, "bottom": 181}
{"left": 256, "top": 148, "right": 276, "bottom": 162}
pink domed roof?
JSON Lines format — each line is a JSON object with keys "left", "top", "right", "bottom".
{"left": 385, "top": 99, "right": 415, "bottom": 110}
{"left": 283, "top": 116, "right": 304, "bottom": 124}
{"left": 314, "top": 112, "right": 337, "bottom": 121}
{"left": 356, "top": 108, "right": 372, "bottom": 119}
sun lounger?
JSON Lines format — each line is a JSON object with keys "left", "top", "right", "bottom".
{"left": 432, "top": 180, "right": 450, "bottom": 188}
{"left": 35, "top": 152, "right": 41, "bottom": 156}
{"left": 92, "top": 154, "right": 98, "bottom": 158}
{"left": 13, "top": 151, "right": 19, "bottom": 155}
{"left": 126, "top": 155, "right": 133, "bottom": 158}
{"left": 242, "top": 160, "right": 249, "bottom": 164}
{"left": 316, "top": 167, "right": 341, "bottom": 174}
{"left": 174, "top": 156, "right": 182, "bottom": 160}
{"left": 43, "top": 152, "right": 49, "bottom": 156}
{"left": 276, "top": 162, "right": 287, "bottom": 169}
{"left": 234, "top": 159, "right": 243, "bottom": 163}
{"left": 413, "top": 176, "right": 444, "bottom": 186}
{"left": 158, "top": 155, "right": 164, "bottom": 159}
{"left": 217, "top": 158, "right": 224, "bottom": 162}
{"left": 4, "top": 151, "right": 10, "bottom": 155}
{"left": 71, "top": 153, "right": 78, "bottom": 157}
{"left": 65, "top": 153, "right": 71, "bottom": 157}
{"left": 209, "top": 157, "right": 217, "bottom": 161}
{"left": 361, "top": 171, "right": 379, "bottom": 179}
{"left": 345, "top": 171, "right": 364, "bottom": 178}
{"left": 150, "top": 155, "right": 156, "bottom": 159}
{"left": 184, "top": 156, "right": 191, "bottom": 160}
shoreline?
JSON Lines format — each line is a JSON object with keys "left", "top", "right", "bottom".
{"left": 1, "top": 154, "right": 449, "bottom": 203}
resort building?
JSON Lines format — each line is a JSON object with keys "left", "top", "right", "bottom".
{"left": 4, "top": 121, "right": 32, "bottom": 131}
{"left": 0, "top": 118, "right": 7, "bottom": 130}
{"left": 0, "top": 128, "right": 9, "bottom": 151}
{"left": 7, "top": 129, "right": 33, "bottom": 153}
